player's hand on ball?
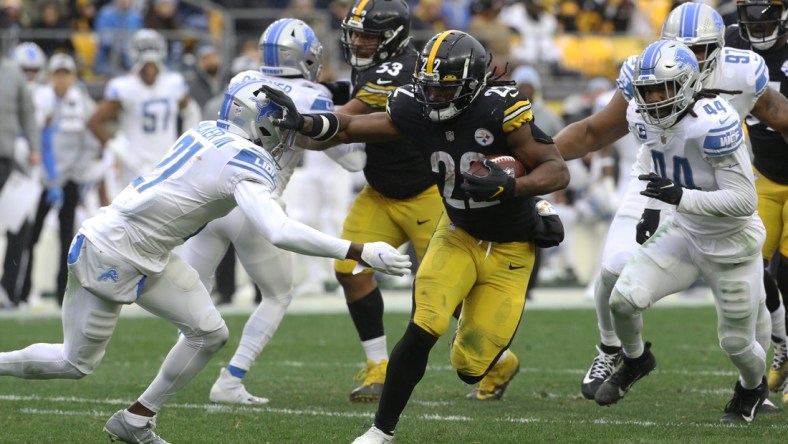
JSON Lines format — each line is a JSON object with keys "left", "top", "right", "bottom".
{"left": 461, "top": 159, "right": 516, "bottom": 202}
{"left": 360, "top": 242, "right": 412, "bottom": 276}
{"left": 261, "top": 85, "right": 304, "bottom": 131}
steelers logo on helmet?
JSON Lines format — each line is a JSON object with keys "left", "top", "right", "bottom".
{"left": 632, "top": 40, "right": 702, "bottom": 129}
{"left": 414, "top": 30, "right": 490, "bottom": 122}
{"left": 736, "top": 0, "right": 788, "bottom": 51}
{"left": 341, "top": 0, "right": 411, "bottom": 69}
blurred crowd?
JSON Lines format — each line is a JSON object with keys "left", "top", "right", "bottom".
{"left": 0, "top": 0, "right": 734, "bottom": 309}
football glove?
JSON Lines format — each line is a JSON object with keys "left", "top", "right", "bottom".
{"left": 360, "top": 241, "right": 413, "bottom": 277}
{"left": 636, "top": 208, "right": 660, "bottom": 245}
{"left": 461, "top": 159, "right": 516, "bottom": 202}
{"left": 45, "top": 186, "right": 64, "bottom": 209}
{"left": 261, "top": 85, "right": 304, "bottom": 131}
{"left": 639, "top": 173, "right": 683, "bottom": 205}
{"left": 320, "top": 80, "right": 352, "bottom": 105}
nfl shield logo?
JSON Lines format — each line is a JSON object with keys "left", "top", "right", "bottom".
{"left": 445, "top": 131, "right": 454, "bottom": 141}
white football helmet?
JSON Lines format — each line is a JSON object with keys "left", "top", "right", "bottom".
{"left": 217, "top": 79, "right": 295, "bottom": 166}
{"left": 128, "top": 29, "right": 167, "bottom": 71}
{"left": 661, "top": 2, "right": 725, "bottom": 82}
{"left": 259, "top": 18, "right": 323, "bottom": 82}
{"left": 633, "top": 40, "right": 702, "bottom": 129}
{"left": 12, "top": 42, "right": 47, "bottom": 83}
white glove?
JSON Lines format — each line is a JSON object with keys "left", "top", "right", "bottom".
{"left": 358, "top": 241, "right": 413, "bottom": 276}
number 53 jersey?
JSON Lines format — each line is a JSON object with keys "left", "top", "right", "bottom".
{"left": 386, "top": 84, "right": 541, "bottom": 243}
{"left": 627, "top": 97, "right": 765, "bottom": 263}
{"left": 81, "top": 121, "right": 278, "bottom": 275}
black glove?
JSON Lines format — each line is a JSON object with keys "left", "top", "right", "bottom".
{"left": 261, "top": 85, "right": 304, "bottom": 131}
{"left": 639, "top": 173, "right": 683, "bottom": 205}
{"left": 320, "top": 80, "right": 352, "bottom": 105}
{"left": 636, "top": 208, "right": 660, "bottom": 245}
{"left": 461, "top": 159, "right": 516, "bottom": 202}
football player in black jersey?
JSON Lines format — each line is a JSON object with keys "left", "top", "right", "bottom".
{"left": 335, "top": 0, "right": 446, "bottom": 403}
{"left": 727, "top": 0, "right": 788, "bottom": 400}
{"left": 261, "top": 30, "right": 569, "bottom": 443}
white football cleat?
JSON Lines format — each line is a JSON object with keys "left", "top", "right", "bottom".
{"left": 103, "top": 409, "right": 170, "bottom": 444}
{"left": 209, "top": 368, "right": 269, "bottom": 405}
{"left": 351, "top": 426, "right": 393, "bottom": 444}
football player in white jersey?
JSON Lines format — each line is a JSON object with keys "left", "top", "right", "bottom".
{"left": 0, "top": 82, "right": 411, "bottom": 444}
{"left": 553, "top": 2, "right": 788, "bottom": 404}
{"left": 179, "top": 18, "right": 366, "bottom": 406}
{"left": 593, "top": 40, "right": 770, "bottom": 423}
{"left": 87, "top": 28, "right": 197, "bottom": 202}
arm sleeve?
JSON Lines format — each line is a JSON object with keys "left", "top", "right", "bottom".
{"left": 677, "top": 152, "right": 757, "bottom": 218}
{"left": 323, "top": 143, "right": 366, "bottom": 172}
{"left": 234, "top": 180, "right": 351, "bottom": 259}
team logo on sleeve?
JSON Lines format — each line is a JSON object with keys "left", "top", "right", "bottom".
{"left": 474, "top": 128, "right": 494, "bottom": 146}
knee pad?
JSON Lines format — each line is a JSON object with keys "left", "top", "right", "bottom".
{"left": 609, "top": 285, "right": 649, "bottom": 317}
{"left": 720, "top": 335, "right": 751, "bottom": 356}
{"left": 201, "top": 324, "right": 230, "bottom": 353}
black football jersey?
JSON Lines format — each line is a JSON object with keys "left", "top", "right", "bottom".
{"left": 351, "top": 48, "right": 434, "bottom": 199}
{"left": 725, "top": 25, "right": 788, "bottom": 184}
{"left": 386, "top": 84, "right": 542, "bottom": 243}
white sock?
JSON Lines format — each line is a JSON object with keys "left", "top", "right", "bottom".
{"left": 123, "top": 410, "right": 154, "bottom": 428}
{"left": 229, "top": 296, "right": 288, "bottom": 371}
{"left": 771, "top": 304, "right": 786, "bottom": 342}
{"left": 730, "top": 341, "right": 766, "bottom": 390}
{"left": 596, "top": 269, "right": 622, "bottom": 348}
{"left": 362, "top": 336, "right": 388, "bottom": 363}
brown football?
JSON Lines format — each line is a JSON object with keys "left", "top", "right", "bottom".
{"left": 466, "top": 154, "right": 525, "bottom": 178}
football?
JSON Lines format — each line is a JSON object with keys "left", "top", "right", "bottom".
{"left": 466, "top": 154, "right": 525, "bottom": 178}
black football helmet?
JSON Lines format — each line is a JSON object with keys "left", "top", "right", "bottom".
{"left": 736, "top": 0, "right": 788, "bottom": 50}
{"left": 341, "top": 0, "right": 411, "bottom": 69}
{"left": 414, "top": 30, "right": 489, "bottom": 122}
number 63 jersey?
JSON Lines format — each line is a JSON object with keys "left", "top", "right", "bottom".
{"left": 386, "top": 84, "right": 541, "bottom": 243}
{"left": 80, "top": 121, "right": 277, "bottom": 275}
{"left": 627, "top": 97, "right": 765, "bottom": 263}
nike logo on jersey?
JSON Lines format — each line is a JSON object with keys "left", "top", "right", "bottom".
{"left": 416, "top": 219, "right": 431, "bottom": 225}
{"left": 509, "top": 264, "right": 525, "bottom": 270}
{"left": 719, "top": 116, "right": 731, "bottom": 125}
{"left": 376, "top": 79, "right": 393, "bottom": 85}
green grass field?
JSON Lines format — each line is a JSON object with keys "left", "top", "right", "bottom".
{"left": 1, "top": 306, "right": 786, "bottom": 443}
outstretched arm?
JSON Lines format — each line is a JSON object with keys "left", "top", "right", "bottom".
{"left": 554, "top": 90, "right": 630, "bottom": 161}
{"left": 750, "top": 86, "right": 788, "bottom": 143}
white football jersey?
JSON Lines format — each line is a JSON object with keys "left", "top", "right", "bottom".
{"left": 228, "top": 70, "right": 334, "bottom": 198}
{"left": 627, "top": 97, "right": 764, "bottom": 262}
{"left": 617, "top": 47, "right": 768, "bottom": 120}
{"left": 104, "top": 71, "right": 188, "bottom": 172}
{"left": 80, "top": 121, "right": 277, "bottom": 274}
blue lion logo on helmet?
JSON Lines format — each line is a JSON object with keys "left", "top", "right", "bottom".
{"left": 673, "top": 46, "right": 699, "bottom": 72}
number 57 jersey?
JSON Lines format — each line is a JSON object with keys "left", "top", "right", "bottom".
{"left": 80, "top": 121, "right": 278, "bottom": 275}
{"left": 627, "top": 97, "right": 765, "bottom": 263}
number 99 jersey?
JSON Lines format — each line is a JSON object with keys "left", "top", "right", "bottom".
{"left": 386, "top": 84, "right": 541, "bottom": 243}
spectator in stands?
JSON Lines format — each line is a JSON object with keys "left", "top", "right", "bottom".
{"left": 511, "top": 65, "right": 564, "bottom": 137}
{"left": 31, "top": 1, "right": 75, "bottom": 56}
{"left": 329, "top": 0, "right": 352, "bottom": 31}
{"left": 414, "top": 0, "right": 447, "bottom": 34}
{"left": 500, "top": 0, "right": 562, "bottom": 69}
{"left": 93, "top": 0, "right": 143, "bottom": 77}
{"left": 468, "top": 0, "right": 511, "bottom": 73}
{"left": 70, "top": 0, "right": 96, "bottom": 31}
{"left": 144, "top": 0, "right": 184, "bottom": 70}
{"left": 185, "top": 44, "right": 223, "bottom": 108}
{"left": 0, "top": 0, "right": 30, "bottom": 50}
{"left": 0, "top": 51, "right": 40, "bottom": 308}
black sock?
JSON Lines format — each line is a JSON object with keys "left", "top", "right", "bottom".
{"left": 348, "top": 287, "right": 384, "bottom": 341}
{"left": 764, "top": 267, "right": 781, "bottom": 313}
{"left": 600, "top": 343, "right": 621, "bottom": 355}
{"left": 375, "top": 323, "right": 438, "bottom": 434}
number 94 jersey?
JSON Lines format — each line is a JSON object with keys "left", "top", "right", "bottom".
{"left": 386, "top": 84, "right": 541, "bottom": 243}
{"left": 627, "top": 97, "right": 764, "bottom": 262}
